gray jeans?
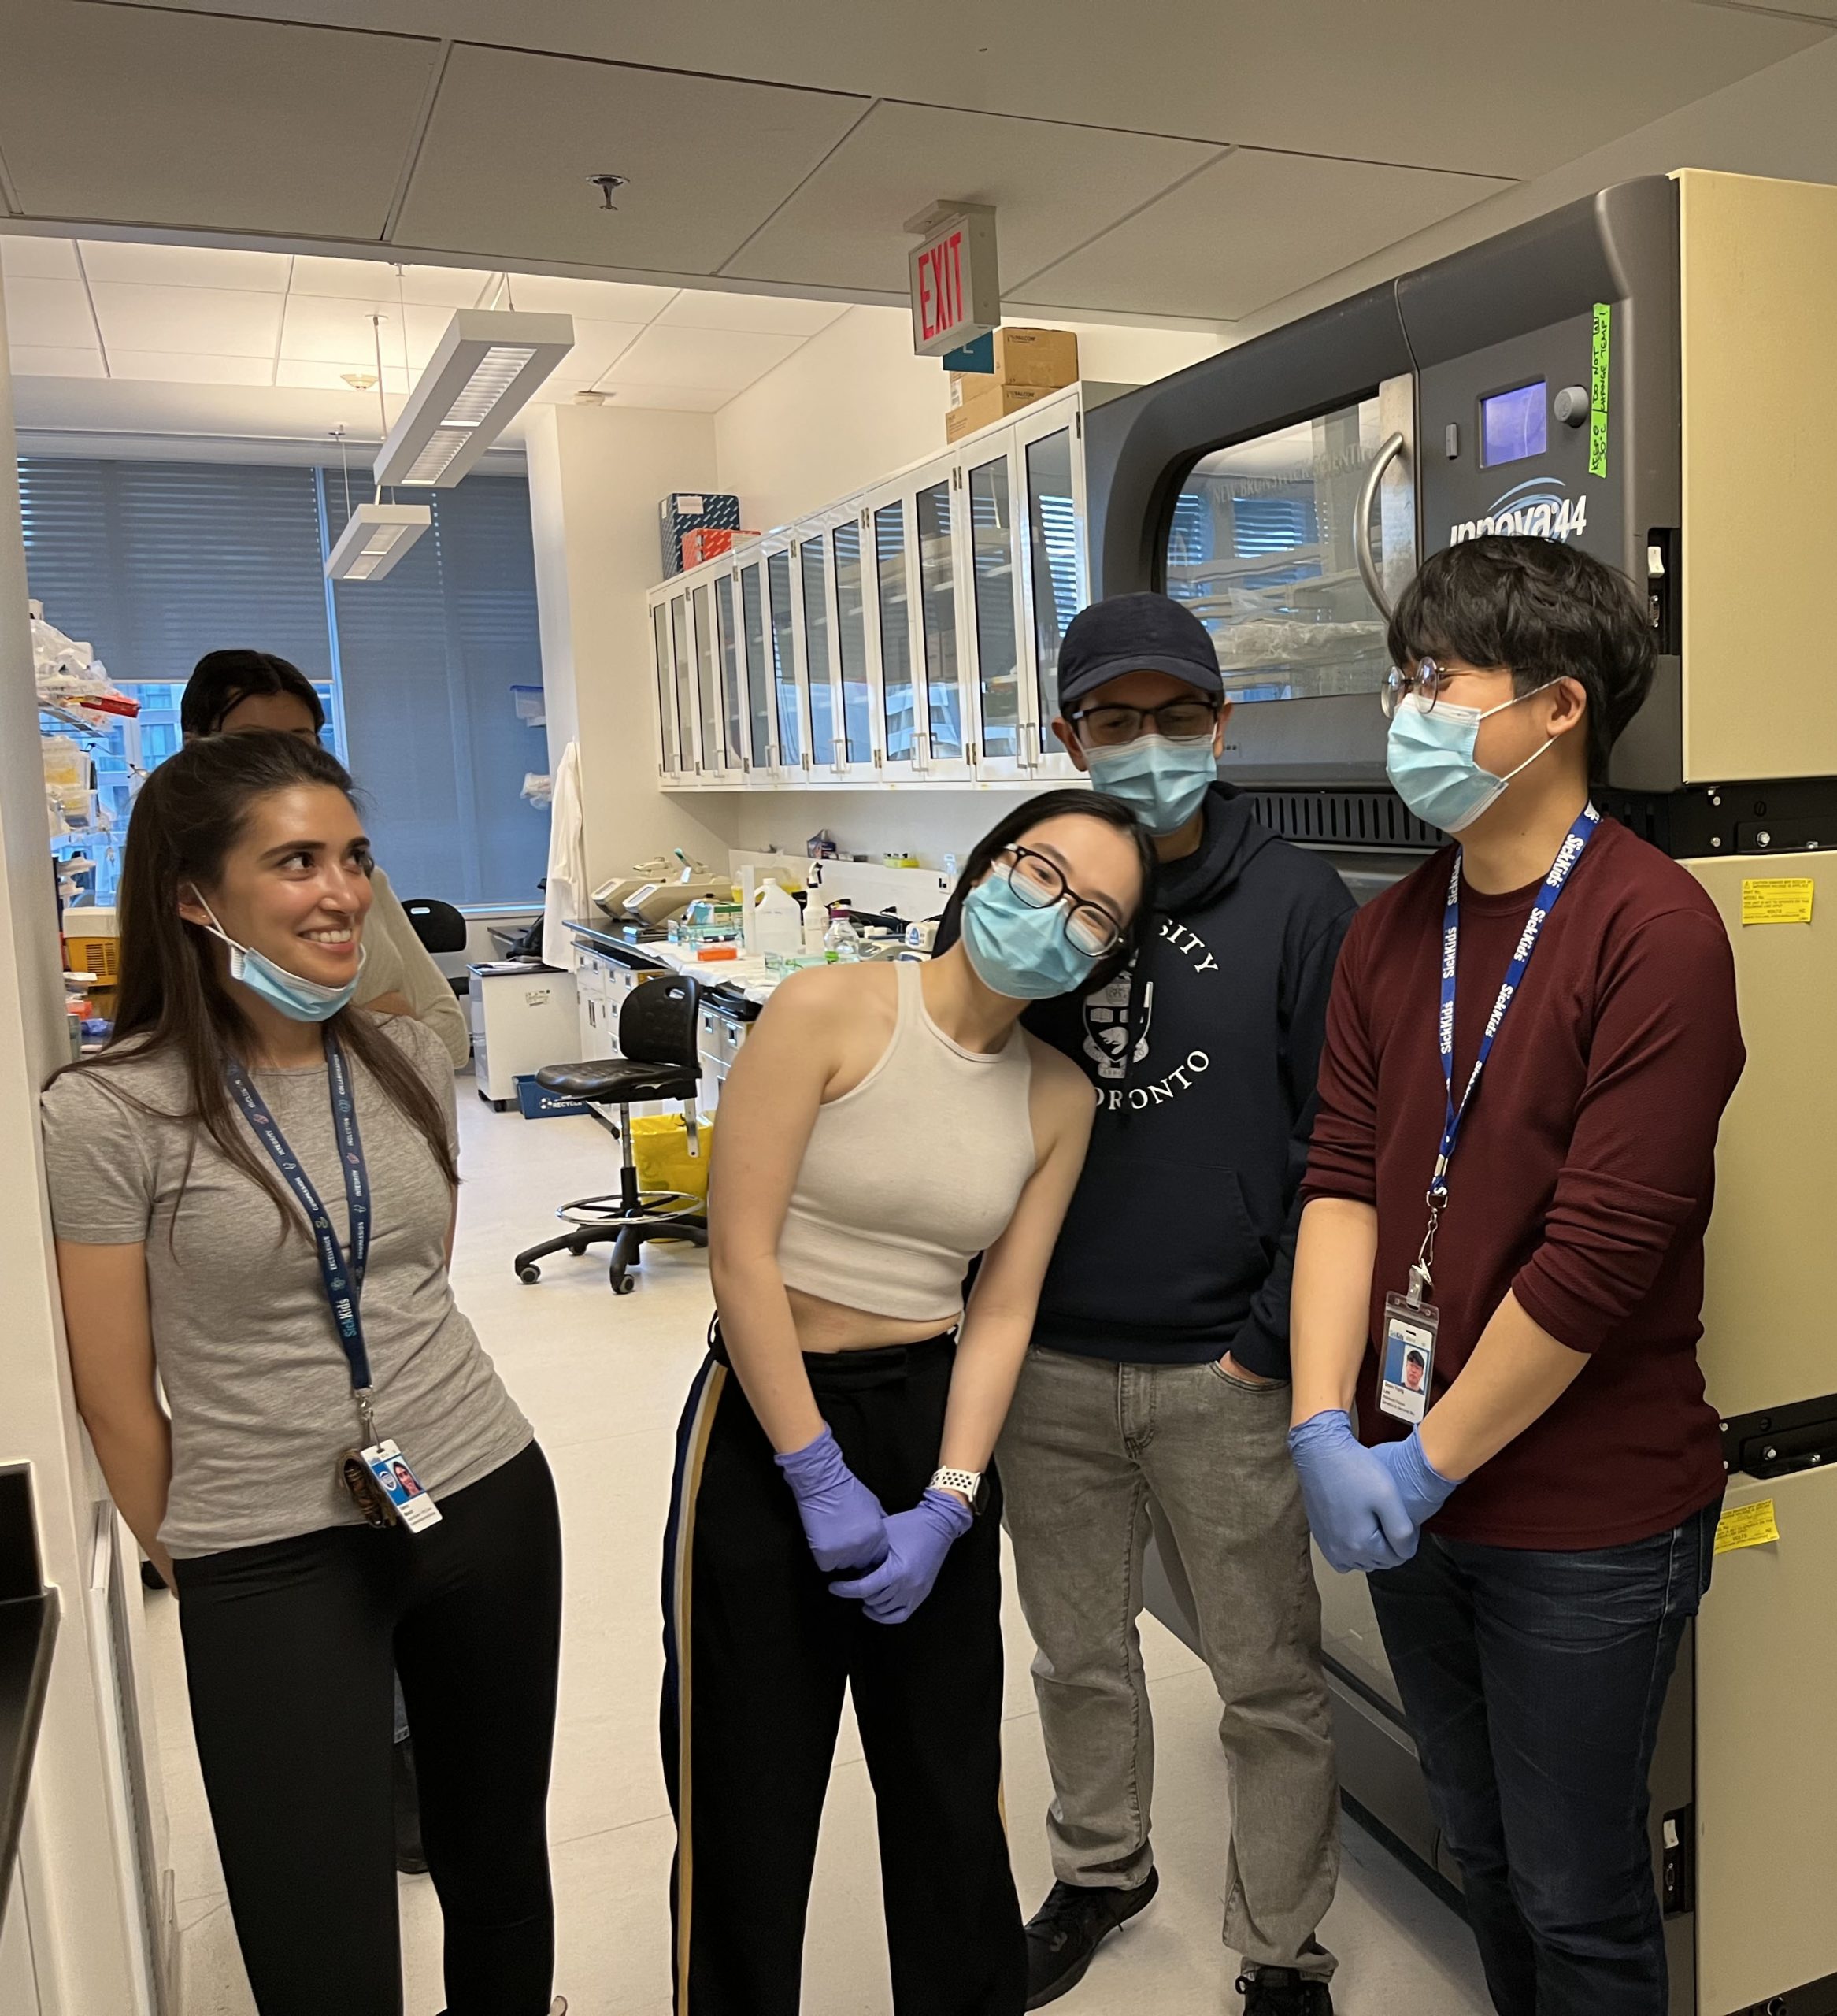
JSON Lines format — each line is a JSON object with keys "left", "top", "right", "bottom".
{"left": 999, "top": 1347, "right": 1339, "bottom": 1978}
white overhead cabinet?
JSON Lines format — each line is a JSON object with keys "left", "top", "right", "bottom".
{"left": 644, "top": 382, "right": 1112, "bottom": 791}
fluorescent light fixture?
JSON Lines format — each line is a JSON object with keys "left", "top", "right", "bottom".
{"left": 324, "top": 502, "right": 431, "bottom": 582}
{"left": 373, "top": 309, "right": 575, "bottom": 490}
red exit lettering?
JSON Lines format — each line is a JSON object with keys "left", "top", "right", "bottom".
{"left": 918, "top": 229, "right": 966, "bottom": 343}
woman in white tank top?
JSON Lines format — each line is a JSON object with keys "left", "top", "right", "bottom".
{"left": 662, "top": 791, "right": 1153, "bottom": 2016}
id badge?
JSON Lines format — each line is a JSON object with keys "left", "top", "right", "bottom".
{"left": 359, "top": 1439, "right": 443, "bottom": 1533}
{"left": 1380, "top": 1292, "right": 1439, "bottom": 1425}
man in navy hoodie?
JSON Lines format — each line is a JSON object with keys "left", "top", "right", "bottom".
{"left": 1002, "top": 595, "right": 1354, "bottom": 2014}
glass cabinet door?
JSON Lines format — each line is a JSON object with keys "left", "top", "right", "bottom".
{"left": 914, "top": 473, "right": 966, "bottom": 773}
{"left": 1023, "top": 424, "right": 1082, "bottom": 759}
{"left": 691, "top": 582, "right": 723, "bottom": 774}
{"left": 668, "top": 592, "right": 697, "bottom": 775}
{"left": 650, "top": 600, "right": 676, "bottom": 774}
{"left": 831, "top": 516, "right": 876, "bottom": 771}
{"left": 766, "top": 547, "right": 805, "bottom": 773}
{"left": 739, "top": 559, "right": 774, "bottom": 772}
{"left": 798, "top": 535, "right": 840, "bottom": 774}
{"left": 873, "top": 499, "right": 916, "bottom": 766}
{"left": 964, "top": 447, "right": 1026, "bottom": 776}
{"left": 715, "top": 570, "right": 746, "bottom": 776}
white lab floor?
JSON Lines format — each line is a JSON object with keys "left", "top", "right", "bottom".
{"left": 145, "top": 1079, "right": 1494, "bottom": 2016}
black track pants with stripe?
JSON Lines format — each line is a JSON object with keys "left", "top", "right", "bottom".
{"left": 661, "top": 1332, "right": 1024, "bottom": 2015}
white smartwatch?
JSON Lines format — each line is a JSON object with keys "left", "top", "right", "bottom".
{"left": 930, "top": 1466, "right": 984, "bottom": 1506}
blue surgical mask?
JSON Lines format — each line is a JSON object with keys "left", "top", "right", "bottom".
{"left": 193, "top": 893, "right": 365, "bottom": 1023}
{"left": 1384, "top": 691, "right": 1554, "bottom": 834}
{"left": 960, "top": 874, "right": 1100, "bottom": 1002}
{"left": 1083, "top": 732, "right": 1217, "bottom": 836}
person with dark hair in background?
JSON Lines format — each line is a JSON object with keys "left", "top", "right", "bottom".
{"left": 182, "top": 647, "right": 469, "bottom": 1875}
{"left": 1291, "top": 536, "right": 1744, "bottom": 2015}
{"left": 42, "top": 732, "right": 565, "bottom": 2016}
{"left": 183, "top": 649, "right": 471, "bottom": 1072}
{"left": 946, "top": 594, "right": 1355, "bottom": 2016}
{"left": 666, "top": 790, "right": 1154, "bottom": 2016}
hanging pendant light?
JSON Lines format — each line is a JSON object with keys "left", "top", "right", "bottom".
{"left": 372, "top": 307, "right": 574, "bottom": 491}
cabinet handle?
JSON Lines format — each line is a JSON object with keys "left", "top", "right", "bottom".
{"left": 1355, "top": 432, "right": 1408, "bottom": 621}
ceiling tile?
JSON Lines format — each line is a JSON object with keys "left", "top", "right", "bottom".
{"left": 557, "top": 319, "right": 648, "bottom": 379}
{"left": 288, "top": 256, "right": 502, "bottom": 307}
{"left": 280, "top": 293, "right": 410, "bottom": 366}
{"left": 0, "top": 236, "right": 81, "bottom": 280}
{"left": 495, "top": 273, "right": 680, "bottom": 323}
{"left": 5, "top": 277, "right": 97, "bottom": 350}
{"left": 657, "top": 290, "right": 851, "bottom": 337}
{"left": 6, "top": 345, "right": 106, "bottom": 379}
{"left": 724, "top": 100, "right": 1221, "bottom": 295}
{"left": 393, "top": 44, "right": 870, "bottom": 272}
{"left": 274, "top": 358, "right": 412, "bottom": 393}
{"left": 603, "top": 324, "right": 804, "bottom": 392}
{"left": 106, "top": 351, "right": 278, "bottom": 387}
{"left": 90, "top": 282, "right": 285, "bottom": 358}
{"left": 589, "top": 382, "right": 732, "bottom": 414}
{"left": 0, "top": 8, "right": 439, "bottom": 236}
{"left": 1013, "top": 149, "right": 1512, "bottom": 321}
{"left": 76, "top": 241, "right": 291, "bottom": 291}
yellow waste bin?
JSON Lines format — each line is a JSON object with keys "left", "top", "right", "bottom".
{"left": 631, "top": 1113, "right": 713, "bottom": 1203}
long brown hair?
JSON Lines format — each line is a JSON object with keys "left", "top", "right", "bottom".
{"left": 55, "top": 732, "right": 457, "bottom": 1228}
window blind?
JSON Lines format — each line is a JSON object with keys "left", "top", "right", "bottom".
{"left": 17, "top": 458, "right": 333, "bottom": 686}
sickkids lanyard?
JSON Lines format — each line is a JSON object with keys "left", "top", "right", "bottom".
{"left": 1380, "top": 804, "right": 1599, "bottom": 1425}
{"left": 227, "top": 1033, "right": 439, "bottom": 1529}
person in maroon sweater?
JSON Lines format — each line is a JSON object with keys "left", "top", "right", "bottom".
{"left": 1288, "top": 536, "right": 1743, "bottom": 2016}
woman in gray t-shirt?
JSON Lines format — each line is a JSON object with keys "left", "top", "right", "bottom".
{"left": 42, "top": 732, "right": 565, "bottom": 2016}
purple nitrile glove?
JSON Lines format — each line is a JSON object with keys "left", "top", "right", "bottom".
{"left": 774, "top": 1425, "right": 889, "bottom": 1575}
{"left": 829, "top": 1488, "right": 974, "bottom": 1625}
{"left": 1371, "top": 1429, "right": 1460, "bottom": 1532}
{"left": 1287, "top": 1410, "right": 1418, "bottom": 1575}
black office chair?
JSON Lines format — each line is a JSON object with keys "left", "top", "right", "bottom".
{"left": 401, "top": 897, "right": 468, "bottom": 955}
{"left": 512, "top": 972, "right": 709, "bottom": 1295}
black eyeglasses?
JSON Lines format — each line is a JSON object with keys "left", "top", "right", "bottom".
{"left": 995, "top": 847, "right": 1124, "bottom": 958}
{"left": 1069, "top": 698, "right": 1220, "bottom": 748}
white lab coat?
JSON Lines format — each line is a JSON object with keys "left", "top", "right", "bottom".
{"left": 541, "top": 739, "right": 587, "bottom": 971}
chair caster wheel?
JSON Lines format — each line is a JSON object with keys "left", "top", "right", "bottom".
{"left": 569, "top": 1240, "right": 587, "bottom": 1257}
{"left": 610, "top": 1271, "right": 635, "bottom": 1295}
{"left": 517, "top": 1264, "right": 541, "bottom": 1284}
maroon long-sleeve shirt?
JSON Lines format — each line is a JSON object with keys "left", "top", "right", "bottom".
{"left": 1302, "top": 814, "right": 1744, "bottom": 1548}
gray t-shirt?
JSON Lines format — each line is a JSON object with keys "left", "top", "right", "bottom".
{"left": 40, "top": 1017, "right": 531, "bottom": 1558}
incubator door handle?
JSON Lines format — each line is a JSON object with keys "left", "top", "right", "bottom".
{"left": 1355, "top": 431, "right": 1408, "bottom": 621}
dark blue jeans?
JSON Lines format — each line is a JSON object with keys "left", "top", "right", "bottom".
{"left": 1368, "top": 1502, "right": 1719, "bottom": 2016}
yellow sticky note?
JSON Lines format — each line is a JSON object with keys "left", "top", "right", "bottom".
{"left": 1741, "top": 877, "right": 1814, "bottom": 925}
{"left": 1714, "top": 1499, "right": 1780, "bottom": 1555}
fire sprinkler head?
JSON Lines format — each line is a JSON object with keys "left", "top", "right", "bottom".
{"left": 588, "top": 173, "right": 630, "bottom": 210}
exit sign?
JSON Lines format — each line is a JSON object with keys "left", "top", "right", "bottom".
{"left": 908, "top": 205, "right": 999, "bottom": 358}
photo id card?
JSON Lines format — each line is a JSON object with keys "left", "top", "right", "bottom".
{"left": 1380, "top": 1293, "right": 1439, "bottom": 1425}
{"left": 360, "top": 1439, "right": 443, "bottom": 1533}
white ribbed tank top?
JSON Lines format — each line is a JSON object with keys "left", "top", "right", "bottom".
{"left": 777, "top": 960, "right": 1037, "bottom": 1321}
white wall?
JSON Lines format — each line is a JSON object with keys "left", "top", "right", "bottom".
{"left": 0, "top": 277, "right": 150, "bottom": 2013}
{"left": 524, "top": 400, "right": 751, "bottom": 889}
{"left": 713, "top": 303, "right": 1230, "bottom": 532}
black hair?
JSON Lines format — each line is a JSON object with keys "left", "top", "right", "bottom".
{"left": 181, "top": 649, "right": 325, "bottom": 739}
{"left": 1405, "top": 1349, "right": 1428, "bottom": 1371}
{"left": 1387, "top": 536, "right": 1654, "bottom": 783}
{"left": 935, "top": 788, "right": 1157, "bottom": 1000}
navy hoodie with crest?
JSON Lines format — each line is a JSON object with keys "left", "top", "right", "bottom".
{"left": 1018, "top": 784, "right": 1355, "bottom": 1378}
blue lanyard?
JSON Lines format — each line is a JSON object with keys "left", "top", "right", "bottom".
{"left": 1413, "top": 806, "right": 1599, "bottom": 1297}
{"left": 227, "top": 1034, "right": 374, "bottom": 1400}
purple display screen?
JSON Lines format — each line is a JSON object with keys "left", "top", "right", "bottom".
{"left": 1480, "top": 381, "right": 1547, "bottom": 467}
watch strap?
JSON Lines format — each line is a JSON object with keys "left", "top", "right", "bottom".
{"left": 930, "top": 1466, "right": 983, "bottom": 1502}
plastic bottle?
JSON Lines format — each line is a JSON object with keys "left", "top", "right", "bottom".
{"left": 823, "top": 910, "right": 861, "bottom": 963}
{"left": 802, "top": 893, "right": 828, "bottom": 955}
{"left": 754, "top": 880, "right": 802, "bottom": 958}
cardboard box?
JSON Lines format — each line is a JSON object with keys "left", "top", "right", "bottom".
{"left": 945, "top": 380, "right": 1056, "bottom": 444}
{"left": 659, "top": 491, "right": 740, "bottom": 577}
{"left": 679, "top": 527, "right": 758, "bottom": 569}
{"left": 950, "top": 326, "right": 1079, "bottom": 397}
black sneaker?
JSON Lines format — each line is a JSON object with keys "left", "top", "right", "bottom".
{"left": 1238, "top": 1965, "right": 1333, "bottom": 2014}
{"left": 1024, "top": 1868, "right": 1160, "bottom": 2009}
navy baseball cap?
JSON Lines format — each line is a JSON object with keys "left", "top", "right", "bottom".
{"left": 1055, "top": 592, "right": 1224, "bottom": 715}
